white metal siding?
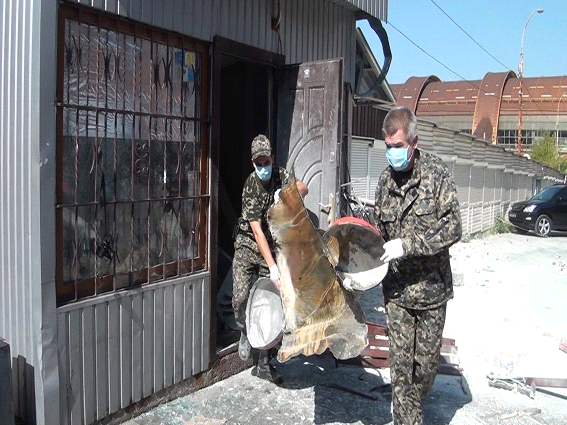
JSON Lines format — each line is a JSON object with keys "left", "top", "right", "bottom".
{"left": 0, "top": 0, "right": 54, "bottom": 423}
{"left": 332, "top": 0, "right": 388, "bottom": 19}
{"left": 70, "top": 0, "right": 362, "bottom": 86}
{"left": 416, "top": 121, "right": 434, "bottom": 152}
{"left": 369, "top": 141, "right": 388, "bottom": 196}
{"left": 454, "top": 134, "right": 472, "bottom": 161}
{"left": 453, "top": 164, "right": 471, "bottom": 206}
{"left": 350, "top": 137, "right": 371, "bottom": 198}
{"left": 352, "top": 120, "right": 564, "bottom": 238}
{"left": 349, "top": 137, "right": 387, "bottom": 200}
{"left": 433, "top": 127, "right": 454, "bottom": 159}
{"left": 483, "top": 168, "right": 496, "bottom": 230}
{"left": 57, "top": 274, "right": 210, "bottom": 425}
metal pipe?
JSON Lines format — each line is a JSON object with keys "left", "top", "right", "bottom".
{"left": 556, "top": 91, "right": 567, "bottom": 147}
{"left": 517, "top": 8, "right": 544, "bottom": 154}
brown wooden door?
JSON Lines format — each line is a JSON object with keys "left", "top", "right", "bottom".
{"left": 276, "top": 59, "right": 343, "bottom": 230}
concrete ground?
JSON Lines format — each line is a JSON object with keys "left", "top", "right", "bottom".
{"left": 123, "top": 232, "right": 567, "bottom": 425}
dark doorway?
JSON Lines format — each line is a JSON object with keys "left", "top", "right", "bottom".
{"left": 212, "top": 38, "right": 284, "bottom": 354}
{"left": 218, "top": 57, "right": 272, "bottom": 259}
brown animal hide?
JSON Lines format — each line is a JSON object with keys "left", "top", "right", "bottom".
{"left": 268, "top": 177, "right": 368, "bottom": 362}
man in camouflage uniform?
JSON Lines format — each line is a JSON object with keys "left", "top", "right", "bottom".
{"left": 374, "top": 106, "right": 462, "bottom": 425}
{"left": 232, "top": 134, "right": 307, "bottom": 382}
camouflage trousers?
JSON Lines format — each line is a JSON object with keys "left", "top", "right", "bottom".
{"left": 232, "top": 245, "right": 270, "bottom": 332}
{"left": 386, "top": 301, "right": 447, "bottom": 425}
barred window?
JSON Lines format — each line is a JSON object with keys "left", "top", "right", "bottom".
{"left": 56, "top": 5, "right": 210, "bottom": 306}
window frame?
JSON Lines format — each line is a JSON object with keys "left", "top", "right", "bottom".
{"left": 55, "top": 3, "right": 210, "bottom": 306}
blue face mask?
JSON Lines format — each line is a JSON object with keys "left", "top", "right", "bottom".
{"left": 386, "top": 146, "right": 413, "bottom": 171}
{"left": 254, "top": 163, "right": 273, "bottom": 181}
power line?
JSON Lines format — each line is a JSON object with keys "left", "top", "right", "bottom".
{"left": 386, "top": 21, "right": 471, "bottom": 83}
{"left": 387, "top": 17, "right": 554, "bottom": 125}
{"left": 427, "top": 0, "right": 554, "bottom": 124}
{"left": 429, "top": 0, "right": 513, "bottom": 72}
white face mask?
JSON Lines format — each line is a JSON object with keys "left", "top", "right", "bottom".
{"left": 254, "top": 163, "right": 273, "bottom": 181}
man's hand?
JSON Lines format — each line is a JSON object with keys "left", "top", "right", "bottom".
{"left": 380, "top": 239, "right": 404, "bottom": 263}
{"left": 269, "top": 264, "right": 280, "bottom": 290}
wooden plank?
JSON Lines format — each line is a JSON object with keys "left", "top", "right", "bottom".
{"left": 362, "top": 357, "right": 390, "bottom": 368}
{"left": 367, "top": 338, "right": 389, "bottom": 348}
{"left": 163, "top": 285, "right": 175, "bottom": 388}
{"left": 142, "top": 290, "right": 154, "bottom": 398}
{"left": 173, "top": 283, "right": 184, "bottom": 384}
{"left": 107, "top": 300, "right": 120, "bottom": 414}
{"left": 366, "top": 322, "right": 387, "bottom": 335}
{"left": 82, "top": 306, "right": 96, "bottom": 424}
{"left": 120, "top": 297, "right": 133, "bottom": 408}
{"left": 131, "top": 294, "right": 143, "bottom": 403}
{"left": 94, "top": 303, "right": 109, "bottom": 420}
{"left": 362, "top": 348, "right": 389, "bottom": 359}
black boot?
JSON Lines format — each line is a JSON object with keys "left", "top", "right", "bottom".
{"left": 251, "top": 349, "right": 283, "bottom": 384}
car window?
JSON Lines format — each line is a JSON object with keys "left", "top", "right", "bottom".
{"left": 530, "top": 186, "right": 564, "bottom": 201}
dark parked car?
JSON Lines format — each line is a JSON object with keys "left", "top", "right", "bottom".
{"left": 508, "top": 184, "right": 567, "bottom": 236}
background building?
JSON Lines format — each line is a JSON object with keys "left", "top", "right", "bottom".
{"left": 391, "top": 72, "right": 567, "bottom": 155}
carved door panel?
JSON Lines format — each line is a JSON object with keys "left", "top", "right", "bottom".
{"left": 276, "top": 59, "right": 343, "bottom": 230}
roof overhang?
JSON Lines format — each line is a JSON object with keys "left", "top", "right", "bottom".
{"left": 328, "top": 0, "right": 388, "bottom": 21}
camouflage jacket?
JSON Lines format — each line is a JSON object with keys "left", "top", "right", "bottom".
{"left": 374, "top": 150, "right": 462, "bottom": 309}
{"left": 234, "top": 165, "right": 289, "bottom": 252}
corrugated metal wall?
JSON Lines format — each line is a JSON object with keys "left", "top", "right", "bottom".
{"left": 53, "top": 1, "right": 379, "bottom": 424}
{"left": 0, "top": 0, "right": 51, "bottom": 423}
{"left": 335, "top": 0, "right": 388, "bottom": 19}
{"left": 350, "top": 137, "right": 372, "bottom": 198}
{"left": 349, "top": 117, "right": 564, "bottom": 238}
{"left": 349, "top": 136, "right": 387, "bottom": 200}
{"left": 57, "top": 274, "right": 209, "bottom": 425}
{"left": 414, "top": 120, "right": 564, "bottom": 237}
{"left": 68, "top": 0, "right": 386, "bottom": 87}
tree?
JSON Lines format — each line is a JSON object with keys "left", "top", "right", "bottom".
{"left": 530, "top": 133, "right": 560, "bottom": 170}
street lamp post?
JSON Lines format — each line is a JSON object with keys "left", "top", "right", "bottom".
{"left": 556, "top": 91, "right": 567, "bottom": 147}
{"left": 517, "top": 8, "right": 544, "bottom": 154}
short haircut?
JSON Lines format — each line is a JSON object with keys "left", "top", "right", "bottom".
{"left": 382, "top": 106, "right": 417, "bottom": 143}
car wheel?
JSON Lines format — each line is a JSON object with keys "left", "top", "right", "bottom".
{"left": 534, "top": 214, "right": 552, "bottom": 237}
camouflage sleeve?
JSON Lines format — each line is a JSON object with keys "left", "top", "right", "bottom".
{"left": 241, "top": 175, "right": 262, "bottom": 221}
{"left": 402, "top": 170, "right": 462, "bottom": 257}
{"left": 373, "top": 174, "right": 388, "bottom": 238}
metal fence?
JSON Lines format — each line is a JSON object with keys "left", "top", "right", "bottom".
{"left": 349, "top": 119, "right": 565, "bottom": 238}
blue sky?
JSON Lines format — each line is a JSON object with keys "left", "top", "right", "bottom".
{"left": 359, "top": 0, "right": 567, "bottom": 85}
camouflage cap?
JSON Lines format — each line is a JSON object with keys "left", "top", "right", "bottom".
{"left": 251, "top": 134, "right": 272, "bottom": 160}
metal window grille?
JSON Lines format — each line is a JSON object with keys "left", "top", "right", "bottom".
{"left": 56, "top": 5, "right": 210, "bottom": 306}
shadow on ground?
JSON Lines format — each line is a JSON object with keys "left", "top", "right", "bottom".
{"left": 274, "top": 352, "right": 472, "bottom": 425}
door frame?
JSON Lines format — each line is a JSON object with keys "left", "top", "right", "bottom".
{"left": 209, "top": 36, "right": 284, "bottom": 358}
